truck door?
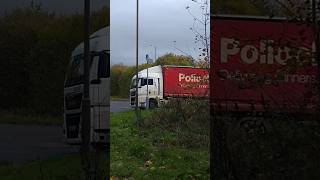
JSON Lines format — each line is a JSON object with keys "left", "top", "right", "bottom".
{"left": 154, "top": 78, "right": 160, "bottom": 96}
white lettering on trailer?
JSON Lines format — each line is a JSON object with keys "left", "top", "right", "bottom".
{"left": 179, "top": 73, "right": 209, "bottom": 83}
{"left": 220, "top": 38, "right": 316, "bottom": 66}
{"left": 240, "top": 45, "right": 258, "bottom": 64}
{"left": 179, "top": 73, "right": 185, "bottom": 82}
{"left": 221, "top": 38, "right": 239, "bottom": 63}
{"left": 218, "top": 69, "right": 316, "bottom": 84}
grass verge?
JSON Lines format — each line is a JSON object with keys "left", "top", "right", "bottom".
{"left": 110, "top": 110, "right": 209, "bottom": 179}
{"left": 0, "top": 111, "right": 62, "bottom": 126}
{"left": 0, "top": 153, "right": 108, "bottom": 180}
{"left": 110, "top": 96, "right": 129, "bottom": 101}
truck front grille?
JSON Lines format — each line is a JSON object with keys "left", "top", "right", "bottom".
{"left": 65, "top": 113, "right": 80, "bottom": 139}
{"left": 65, "top": 93, "right": 82, "bottom": 110}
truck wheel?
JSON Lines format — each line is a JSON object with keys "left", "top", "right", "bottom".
{"left": 149, "top": 99, "right": 157, "bottom": 109}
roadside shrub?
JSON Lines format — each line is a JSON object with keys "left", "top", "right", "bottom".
{"left": 143, "top": 98, "right": 209, "bottom": 148}
{"left": 226, "top": 113, "right": 320, "bottom": 180}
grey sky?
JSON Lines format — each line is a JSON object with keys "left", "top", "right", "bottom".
{"left": 111, "top": 0, "right": 207, "bottom": 65}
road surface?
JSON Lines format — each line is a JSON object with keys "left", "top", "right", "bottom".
{"left": 0, "top": 101, "right": 130, "bottom": 163}
{"left": 110, "top": 100, "right": 131, "bottom": 113}
{"left": 0, "top": 124, "right": 79, "bottom": 163}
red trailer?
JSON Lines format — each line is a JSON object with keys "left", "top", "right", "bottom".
{"left": 210, "top": 16, "right": 317, "bottom": 113}
{"left": 162, "top": 66, "right": 209, "bottom": 98}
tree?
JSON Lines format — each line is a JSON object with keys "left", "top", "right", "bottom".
{"left": 0, "top": 5, "right": 109, "bottom": 115}
{"left": 110, "top": 64, "right": 135, "bottom": 98}
{"left": 186, "top": 0, "right": 210, "bottom": 68}
{"left": 154, "top": 53, "right": 193, "bottom": 66}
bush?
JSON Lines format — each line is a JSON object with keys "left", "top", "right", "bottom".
{"left": 225, "top": 113, "right": 320, "bottom": 180}
{"left": 143, "top": 98, "right": 210, "bottom": 148}
{"left": 0, "top": 6, "right": 109, "bottom": 116}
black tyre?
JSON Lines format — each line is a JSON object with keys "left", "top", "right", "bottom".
{"left": 149, "top": 99, "right": 157, "bottom": 109}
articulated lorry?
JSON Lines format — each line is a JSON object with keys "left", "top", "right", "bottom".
{"left": 130, "top": 65, "right": 209, "bottom": 108}
{"left": 63, "top": 27, "right": 110, "bottom": 144}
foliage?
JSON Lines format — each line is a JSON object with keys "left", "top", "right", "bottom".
{"left": 144, "top": 98, "right": 210, "bottom": 148}
{"left": 187, "top": 0, "right": 210, "bottom": 68}
{"left": 110, "top": 110, "right": 209, "bottom": 179}
{"left": 225, "top": 114, "right": 320, "bottom": 179}
{"left": 111, "top": 64, "right": 132, "bottom": 98}
{"left": 154, "top": 53, "right": 193, "bottom": 66}
{"left": 0, "top": 5, "right": 109, "bottom": 115}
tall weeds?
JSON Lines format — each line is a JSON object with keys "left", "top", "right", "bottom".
{"left": 143, "top": 98, "right": 210, "bottom": 148}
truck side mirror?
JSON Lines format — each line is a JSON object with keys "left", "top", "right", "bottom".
{"left": 90, "top": 79, "right": 101, "bottom": 84}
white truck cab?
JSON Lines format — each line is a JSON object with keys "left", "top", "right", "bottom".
{"left": 63, "top": 27, "right": 110, "bottom": 144}
{"left": 130, "top": 65, "right": 163, "bottom": 109}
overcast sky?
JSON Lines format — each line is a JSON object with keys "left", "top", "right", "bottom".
{"left": 111, "top": 0, "right": 206, "bottom": 65}
{"left": 1, "top": 0, "right": 208, "bottom": 66}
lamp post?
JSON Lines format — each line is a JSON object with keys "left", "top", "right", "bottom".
{"left": 81, "top": 0, "right": 91, "bottom": 179}
{"left": 146, "top": 59, "right": 149, "bottom": 109}
{"left": 135, "top": 0, "right": 140, "bottom": 122}
{"left": 145, "top": 45, "right": 156, "bottom": 109}
{"left": 150, "top": 45, "right": 157, "bottom": 62}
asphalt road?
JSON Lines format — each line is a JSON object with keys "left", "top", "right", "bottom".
{"left": 0, "top": 124, "right": 79, "bottom": 163}
{"left": 0, "top": 101, "right": 130, "bottom": 163}
{"left": 110, "top": 100, "right": 131, "bottom": 113}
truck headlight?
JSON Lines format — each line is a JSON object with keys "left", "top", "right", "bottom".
{"left": 140, "top": 102, "right": 146, "bottom": 107}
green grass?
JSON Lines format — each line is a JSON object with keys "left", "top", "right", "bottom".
{"left": 110, "top": 110, "right": 209, "bottom": 179}
{"left": 0, "top": 153, "right": 108, "bottom": 180}
{"left": 0, "top": 111, "right": 62, "bottom": 126}
{"left": 110, "top": 96, "right": 129, "bottom": 101}
{"left": 0, "top": 110, "right": 209, "bottom": 179}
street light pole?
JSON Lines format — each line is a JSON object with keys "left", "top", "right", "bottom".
{"left": 82, "top": 0, "right": 91, "bottom": 179}
{"left": 146, "top": 61, "right": 149, "bottom": 109}
{"left": 135, "top": 0, "right": 140, "bottom": 122}
{"left": 154, "top": 46, "right": 157, "bottom": 61}
{"left": 149, "top": 44, "right": 157, "bottom": 63}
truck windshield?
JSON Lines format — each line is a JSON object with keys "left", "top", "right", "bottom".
{"left": 65, "top": 52, "right": 109, "bottom": 87}
{"left": 131, "top": 78, "right": 143, "bottom": 89}
{"left": 131, "top": 78, "right": 153, "bottom": 88}
{"left": 140, "top": 78, "right": 153, "bottom": 86}
{"left": 65, "top": 55, "right": 84, "bottom": 87}
{"left": 131, "top": 79, "right": 135, "bottom": 88}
